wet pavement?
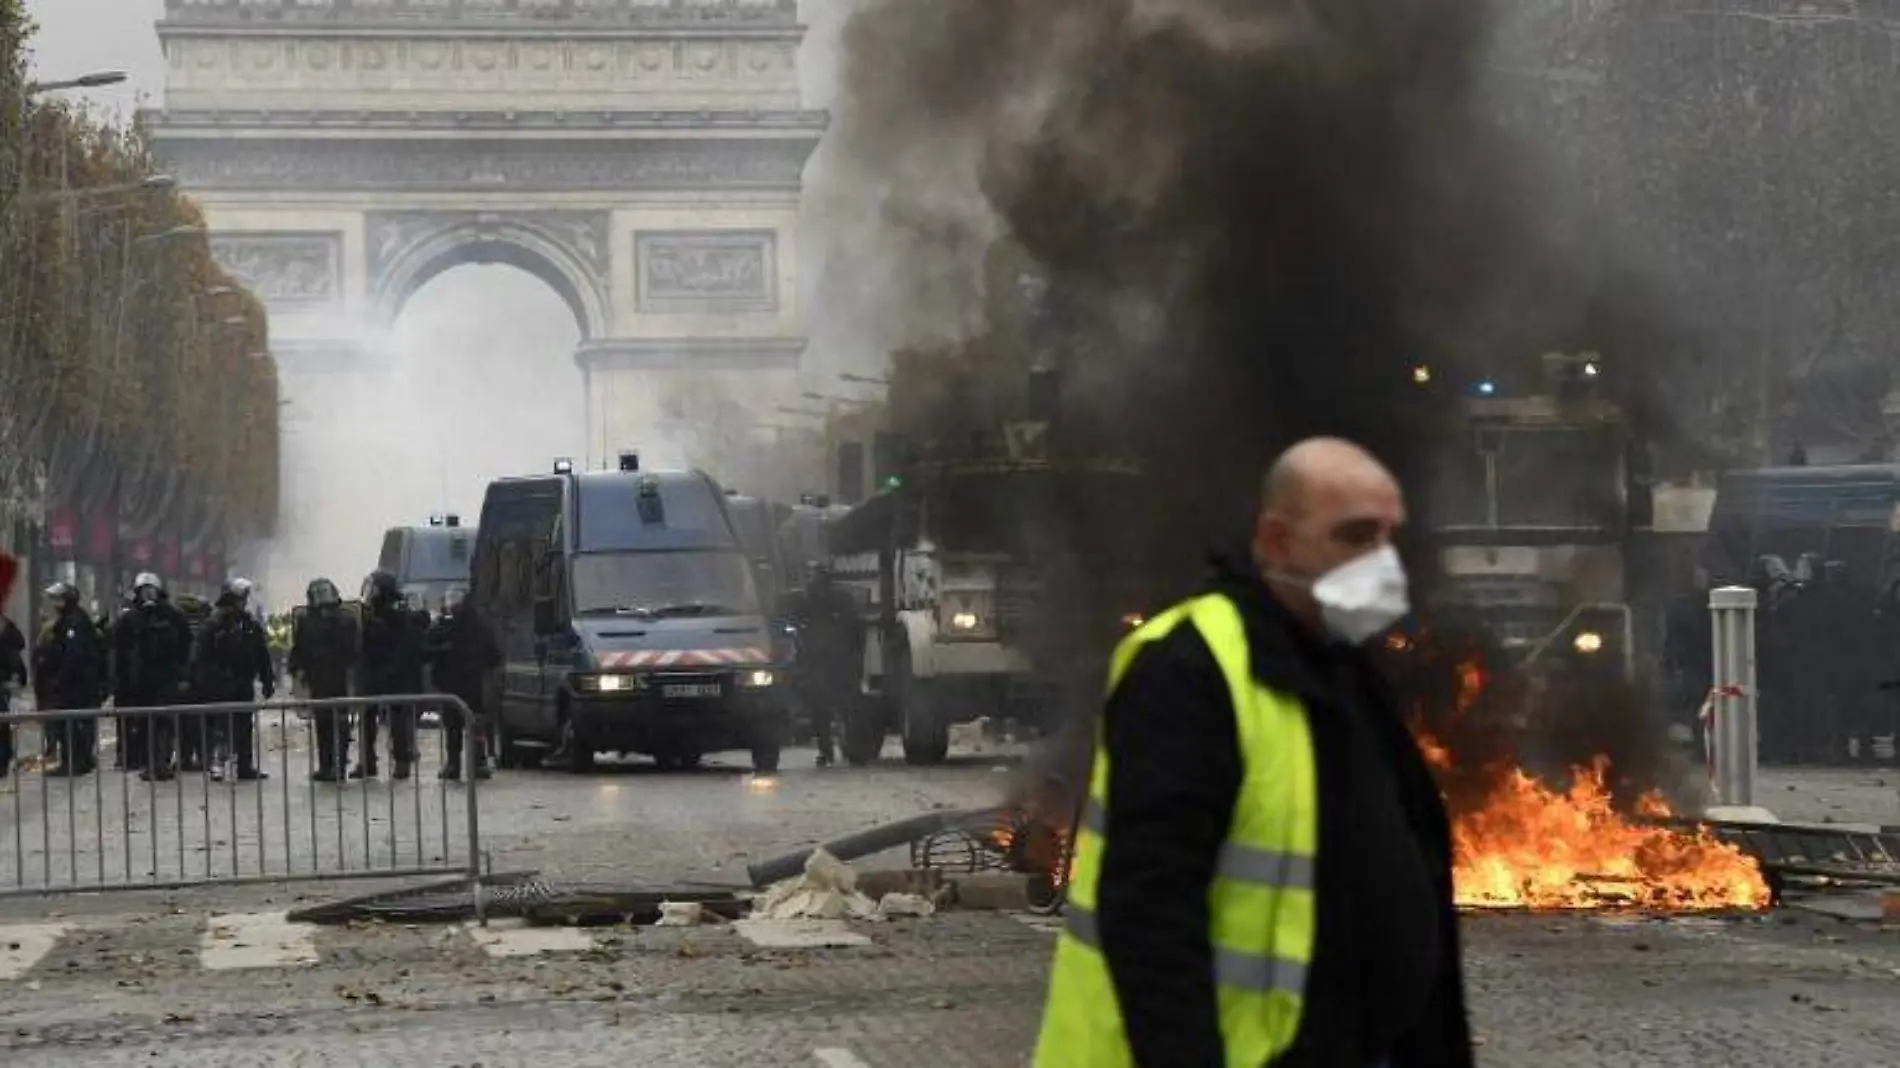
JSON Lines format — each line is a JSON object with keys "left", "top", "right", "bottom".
{"left": 0, "top": 723, "right": 1893, "bottom": 1067}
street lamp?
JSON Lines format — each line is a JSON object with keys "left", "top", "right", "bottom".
{"left": 803, "top": 391, "right": 874, "bottom": 408}
{"left": 25, "top": 71, "right": 127, "bottom": 96}
{"left": 133, "top": 224, "right": 203, "bottom": 248}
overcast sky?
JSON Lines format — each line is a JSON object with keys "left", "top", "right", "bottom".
{"left": 24, "top": 0, "right": 166, "bottom": 116}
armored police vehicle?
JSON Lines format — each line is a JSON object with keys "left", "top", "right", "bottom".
{"left": 470, "top": 453, "right": 786, "bottom": 773}
{"left": 823, "top": 450, "right": 1153, "bottom": 767}
{"left": 376, "top": 516, "right": 476, "bottom": 618}
{"left": 721, "top": 491, "right": 792, "bottom": 617}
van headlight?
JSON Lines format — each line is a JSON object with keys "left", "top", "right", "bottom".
{"left": 736, "top": 669, "right": 776, "bottom": 689}
{"left": 939, "top": 590, "right": 997, "bottom": 640}
{"left": 574, "top": 673, "right": 645, "bottom": 693}
{"left": 1572, "top": 630, "right": 1604, "bottom": 655}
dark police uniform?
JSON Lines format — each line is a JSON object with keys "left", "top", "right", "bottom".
{"left": 425, "top": 598, "right": 501, "bottom": 779}
{"left": 112, "top": 590, "right": 195, "bottom": 779}
{"left": 191, "top": 596, "right": 276, "bottom": 780}
{"left": 35, "top": 592, "right": 108, "bottom": 776}
{"left": 288, "top": 584, "right": 360, "bottom": 781}
{"left": 780, "top": 569, "right": 861, "bottom": 766}
{"left": 356, "top": 573, "right": 430, "bottom": 780}
{"left": 0, "top": 616, "right": 26, "bottom": 773}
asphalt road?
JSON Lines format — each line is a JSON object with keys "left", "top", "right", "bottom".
{"left": 0, "top": 722, "right": 1894, "bottom": 1067}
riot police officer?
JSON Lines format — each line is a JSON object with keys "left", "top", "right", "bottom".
{"left": 287, "top": 578, "right": 360, "bottom": 782}
{"left": 425, "top": 585, "right": 500, "bottom": 780}
{"left": 191, "top": 578, "right": 275, "bottom": 781}
{"left": 355, "top": 571, "right": 429, "bottom": 781}
{"left": 0, "top": 610, "right": 26, "bottom": 775}
{"left": 112, "top": 573, "right": 194, "bottom": 781}
{"left": 780, "top": 563, "right": 861, "bottom": 767}
{"left": 34, "top": 582, "right": 107, "bottom": 776}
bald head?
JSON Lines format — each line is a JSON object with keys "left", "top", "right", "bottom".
{"left": 1253, "top": 437, "right": 1406, "bottom": 619}
{"left": 1261, "top": 437, "right": 1398, "bottom": 518}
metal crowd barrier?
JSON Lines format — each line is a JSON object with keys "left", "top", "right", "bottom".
{"left": 0, "top": 695, "right": 482, "bottom": 898}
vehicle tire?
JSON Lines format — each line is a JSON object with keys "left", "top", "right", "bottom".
{"left": 894, "top": 646, "right": 949, "bottom": 766}
{"left": 557, "top": 712, "right": 595, "bottom": 773}
{"left": 493, "top": 713, "right": 526, "bottom": 770}
{"left": 655, "top": 749, "right": 704, "bottom": 771}
{"left": 749, "top": 741, "right": 782, "bottom": 774}
{"left": 840, "top": 695, "right": 884, "bottom": 767}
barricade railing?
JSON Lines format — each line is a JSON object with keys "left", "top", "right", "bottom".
{"left": 0, "top": 695, "right": 482, "bottom": 898}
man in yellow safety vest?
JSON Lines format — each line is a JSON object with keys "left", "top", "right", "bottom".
{"left": 1036, "top": 437, "right": 1474, "bottom": 1068}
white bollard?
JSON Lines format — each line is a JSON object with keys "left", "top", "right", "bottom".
{"left": 1707, "top": 586, "right": 1759, "bottom": 809}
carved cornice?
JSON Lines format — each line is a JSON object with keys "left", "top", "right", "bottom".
{"left": 145, "top": 108, "right": 829, "bottom": 133}
{"left": 150, "top": 135, "right": 815, "bottom": 191}
{"left": 162, "top": 0, "right": 801, "bottom": 32}
{"left": 576, "top": 336, "right": 803, "bottom": 372}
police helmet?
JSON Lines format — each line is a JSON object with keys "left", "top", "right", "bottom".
{"left": 133, "top": 571, "right": 163, "bottom": 603}
{"left": 219, "top": 577, "right": 254, "bottom": 607}
{"left": 363, "top": 570, "right": 400, "bottom": 604}
{"left": 43, "top": 581, "right": 78, "bottom": 607}
{"left": 306, "top": 578, "right": 341, "bottom": 607}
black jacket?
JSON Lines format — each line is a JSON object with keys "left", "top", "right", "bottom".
{"left": 1093, "top": 557, "right": 1473, "bottom": 1068}
{"left": 112, "top": 598, "right": 195, "bottom": 706}
{"left": 425, "top": 606, "right": 500, "bottom": 704}
{"left": 288, "top": 605, "right": 360, "bottom": 700}
{"left": 35, "top": 607, "right": 107, "bottom": 708}
{"left": 0, "top": 618, "right": 26, "bottom": 693}
{"left": 192, "top": 609, "right": 276, "bottom": 704}
{"left": 359, "top": 600, "right": 430, "bottom": 696}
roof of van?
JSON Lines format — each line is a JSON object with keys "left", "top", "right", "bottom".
{"left": 1710, "top": 464, "right": 1900, "bottom": 528}
{"left": 382, "top": 524, "right": 477, "bottom": 582}
{"left": 480, "top": 469, "right": 743, "bottom": 553}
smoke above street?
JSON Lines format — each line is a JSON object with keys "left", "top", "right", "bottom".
{"left": 811, "top": 0, "right": 1690, "bottom": 795}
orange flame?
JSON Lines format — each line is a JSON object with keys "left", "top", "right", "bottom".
{"left": 1419, "top": 656, "right": 1770, "bottom": 911}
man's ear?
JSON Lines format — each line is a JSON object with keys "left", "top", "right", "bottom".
{"left": 1252, "top": 510, "right": 1284, "bottom": 567}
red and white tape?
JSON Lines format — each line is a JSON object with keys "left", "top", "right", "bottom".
{"left": 1699, "top": 685, "right": 1746, "bottom": 781}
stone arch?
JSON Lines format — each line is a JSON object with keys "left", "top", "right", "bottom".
{"left": 367, "top": 211, "right": 612, "bottom": 340}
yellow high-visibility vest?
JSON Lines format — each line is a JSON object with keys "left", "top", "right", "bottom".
{"left": 1034, "top": 592, "right": 1320, "bottom": 1068}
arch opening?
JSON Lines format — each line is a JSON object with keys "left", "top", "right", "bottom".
{"left": 374, "top": 221, "right": 610, "bottom": 340}
{"left": 275, "top": 261, "right": 589, "bottom": 594}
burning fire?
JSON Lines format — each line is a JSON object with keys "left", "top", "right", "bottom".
{"left": 990, "top": 647, "right": 1769, "bottom": 912}
{"left": 989, "top": 809, "right": 1074, "bottom": 888}
{"left": 1420, "top": 742, "right": 1770, "bottom": 910}
{"left": 1418, "top": 656, "right": 1770, "bottom": 912}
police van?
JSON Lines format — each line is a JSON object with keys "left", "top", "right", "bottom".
{"left": 720, "top": 491, "right": 791, "bottom": 617}
{"left": 376, "top": 516, "right": 476, "bottom": 617}
{"left": 470, "top": 453, "right": 786, "bottom": 773}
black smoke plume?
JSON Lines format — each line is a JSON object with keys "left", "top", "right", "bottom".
{"left": 812, "top": 0, "right": 1692, "bottom": 808}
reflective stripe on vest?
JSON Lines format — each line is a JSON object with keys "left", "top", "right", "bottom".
{"left": 1033, "top": 592, "right": 1321, "bottom": 1068}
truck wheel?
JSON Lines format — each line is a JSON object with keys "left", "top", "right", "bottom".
{"left": 494, "top": 714, "right": 526, "bottom": 770}
{"left": 895, "top": 649, "right": 949, "bottom": 766}
{"left": 749, "top": 741, "right": 782, "bottom": 775}
{"left": 840, "top": 695, "right": 884, "bottom": 767}
{"left": 556, "top": 713, "right": 595, "bottom": 773}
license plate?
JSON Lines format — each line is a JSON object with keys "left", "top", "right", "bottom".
{"left": 663, "top": 683, "right": 722, "bottom": 699}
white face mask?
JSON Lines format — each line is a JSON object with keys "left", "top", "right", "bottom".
{"left": 1280, "top": 545, "right": 1411, "bottom": 644}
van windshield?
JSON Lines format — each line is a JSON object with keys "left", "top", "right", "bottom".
{"left": 571, "top": 550, "right": 760, "bottom": 617}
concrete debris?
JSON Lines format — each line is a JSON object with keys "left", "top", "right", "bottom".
{"left": 875, "top": 892, "right": 936, "bottom": 919}
{"left": 655, "top": 901, "right": 710, "bottom": 927}
{"left": 753, "top": 848, "right": 882, "bottom": 921}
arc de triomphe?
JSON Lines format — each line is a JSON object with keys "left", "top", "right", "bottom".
{"left": 147, "top": 0, "right": 824, "bottom": 472}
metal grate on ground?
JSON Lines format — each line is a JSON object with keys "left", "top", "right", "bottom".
{"left": 286, "top": 870, "right": 750, "bottom": 926}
